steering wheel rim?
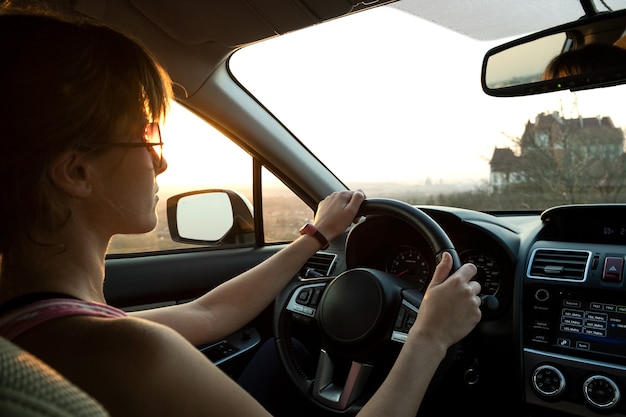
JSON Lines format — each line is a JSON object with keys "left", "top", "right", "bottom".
{"left": 274, "top": 198, "right": 462, "bottom": 414}
{"left": 358, "top": 198, "right": 461, "bottom": 270}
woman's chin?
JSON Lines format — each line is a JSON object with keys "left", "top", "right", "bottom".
{"left": 123, "top": 216, "right": 159, "bottom": 235}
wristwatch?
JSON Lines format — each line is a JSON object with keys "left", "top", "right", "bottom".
{"left": 299, "top": 223, "right": 329, "bottom": 250}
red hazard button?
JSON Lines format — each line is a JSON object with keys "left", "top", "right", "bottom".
{"left": 603, "top": 257, "right": 624, "bottom": 282}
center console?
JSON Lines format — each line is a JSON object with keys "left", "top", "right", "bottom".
{"left": 523, "top": 241, "right": 626, "bottom": 416}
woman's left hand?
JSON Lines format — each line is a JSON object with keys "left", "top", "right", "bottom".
{"left": 313, "top": 190, "right": 366, "bottom": 241}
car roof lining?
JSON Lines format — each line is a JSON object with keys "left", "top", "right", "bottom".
{"left": 75, "top": 0, "right": 601, "bottom": 46}
{"left": 68, "top": 0, "right": 619, "bottom": 100}
{"left": 76, "top": 0, "right": 398, "bottom": 46}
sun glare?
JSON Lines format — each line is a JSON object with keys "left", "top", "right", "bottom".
{"left": 157, "top": 102, "right": 251, "bottom": 188}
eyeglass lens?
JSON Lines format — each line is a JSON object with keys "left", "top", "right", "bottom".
{"left": 144, "top": 123, "right": 162, "bottom": 161}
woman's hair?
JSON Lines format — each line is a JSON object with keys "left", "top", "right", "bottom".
{"left": 543, "top": 43, "right": 626, "bottom": 80}
{"left": 0, "top": 11, "right": 173, "bottom": 255}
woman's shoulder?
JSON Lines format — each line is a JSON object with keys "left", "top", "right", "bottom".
{"left": 17, "top": 314, "right": 234, "bottom": 415}
{"left": 55, "top": 313, "right": 195, "bottom": 361}
{"left": 9, "top": 312, "right": 203, "bottom": 390}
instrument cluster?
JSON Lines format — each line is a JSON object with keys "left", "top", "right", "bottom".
{"left": 345, "top": 209, "right": 515, "bottom": 318}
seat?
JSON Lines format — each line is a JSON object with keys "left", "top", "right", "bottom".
{"left": 0, "top": 337, "right": 109, "bottom": 417}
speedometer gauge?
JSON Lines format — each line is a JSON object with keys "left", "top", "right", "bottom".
{"left": 386, "top": 245, "right": 431, "bottom": 290}
{"left": 461, "top": 250, "right": 502, "bottom": 296}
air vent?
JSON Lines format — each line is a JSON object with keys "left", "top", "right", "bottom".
{"left": 300, "top": 252, "right": 337, "bottom": 278}
{"left": 527, "top": 249, "right": 591, "bottom": 281}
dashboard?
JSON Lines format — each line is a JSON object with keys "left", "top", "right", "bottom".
{"left": 343, "top": 204, "right": 626, "bottom": 417}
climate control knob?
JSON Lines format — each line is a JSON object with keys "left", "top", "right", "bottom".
{"left": 532, "top": 364, "right": 565, "bottom": 397}
{"left": 583, "top": 375, "right": 620, "bottom": 410}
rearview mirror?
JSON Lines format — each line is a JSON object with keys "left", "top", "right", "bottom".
{"left": 482, "top": 10, "right": 626, "bottom": 97}
{"left": 167, "top": 189, "right": 254, "bottom": 245}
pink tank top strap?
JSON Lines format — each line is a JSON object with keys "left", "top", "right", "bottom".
{"left": 0, "top": 298, "right": 128, "bottom": 340}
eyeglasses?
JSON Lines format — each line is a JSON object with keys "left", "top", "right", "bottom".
{"left": 97, "top": 122, "right": 164, "bottom": 168}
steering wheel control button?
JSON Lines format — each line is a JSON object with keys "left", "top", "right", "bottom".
{"left": 392, "top": 301, "right": 419, "bottom": 343}
{"left": 602, "top": 256, "right": 624, "bottom": 282}
{"left": 395, "top": 308, "right": 406, "bottom": 328}
{"left": 297, "top": 288, "right": 312, "bottom": 304}
{"left": 287, "top": 284, "right": 326, "bottom": 318}
{"left": 583, "top": 375, "right": 620, "bottom": 410}
{"left": 404, "top": 310, "right": 416, "bottom": 329}
{"left": 532, "top": 365, "right": 565, "bottom": 397}
{"left": 394, "top": 304, "right": 417, "bottom": 333}
{"left": 310, "top": 287, "right": 323, "bottom": 305}
{"left": 292, "top": 304, "right": 314, "bottom": 316}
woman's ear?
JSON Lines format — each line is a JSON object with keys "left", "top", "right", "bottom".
{"left": 48, "top": 151, "right": 93, "bottom": 198}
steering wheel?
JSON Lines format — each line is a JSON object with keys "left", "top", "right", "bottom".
{"left": 274, "top": 198, "right": 463, "bottom": 414}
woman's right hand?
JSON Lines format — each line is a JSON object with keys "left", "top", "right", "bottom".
{"left": 408, "top": 251, "right": 482, "bottom": 351}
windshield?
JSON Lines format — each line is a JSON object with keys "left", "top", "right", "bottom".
{"left": 230, "top": 6, "right": 626, "bottom": 212}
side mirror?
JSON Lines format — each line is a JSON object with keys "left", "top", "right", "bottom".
{"left": 167, "top": 189, "right": 254, "bottom": 245}
{"left": 482, "top": 9, "right": 626, "bottom": 97}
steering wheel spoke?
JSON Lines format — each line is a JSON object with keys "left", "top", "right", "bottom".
{"left": 312, "top": 349, "right": 374, "bottom": 411}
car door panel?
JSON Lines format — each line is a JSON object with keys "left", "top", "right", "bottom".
{"left": 104, "top": 246, "right": 284, "bottom": 309}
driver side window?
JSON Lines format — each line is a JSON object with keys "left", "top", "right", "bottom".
{"left": 107, "top": 102, "right": 311, "bottom": 254}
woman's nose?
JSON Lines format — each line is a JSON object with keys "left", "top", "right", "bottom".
{"left": 156, "top": 154, "right": 168, "bottom": 174}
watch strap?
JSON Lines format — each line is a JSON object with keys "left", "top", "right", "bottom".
{"left": 299, "top": 223, "right": 329, "bottom": 250}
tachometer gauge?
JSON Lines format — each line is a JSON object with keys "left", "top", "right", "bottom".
{"left": 387, "top": 245, "right": 431, "bottom": 290}
{"left": 461, "top": 250, "right": 502, "bottom": 296}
